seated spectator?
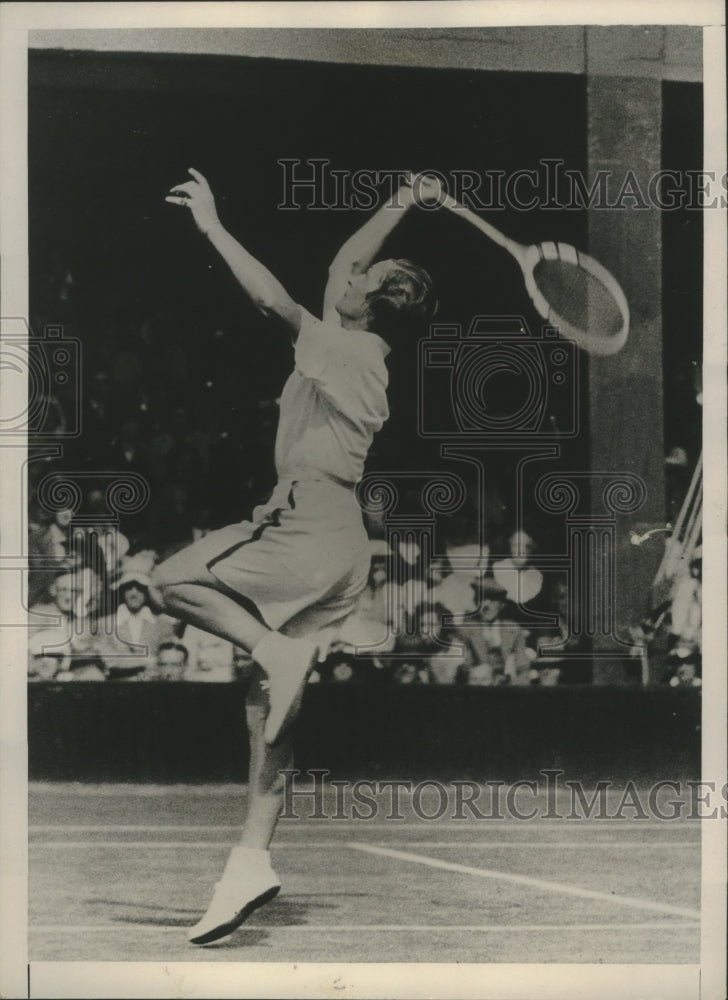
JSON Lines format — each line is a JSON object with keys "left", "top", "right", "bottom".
{"left": 629, "top": 552, "right": 701, "bottom": 685}
{"left": 317, "top": 644, "right": 360, "bottom": 684}
{"left": 179, "top": 624, "right": 234, "bottom": 682}
{"left": 30, "top": 561, "right": 120, "bottom": 683}
{"left": 76, "top": 565, "right": 106, "bottom": 641}
{"left": 492, "top": 529, "right": 545, "bottom": 620}
{"left": 29, "top": 566, "right": 76, "bottom": 636}
{"left": 387, "top": 537, "right": 428, "bottom": 629}
{"left": 530, "top": 577, "right": 592, "bottom": 685}
{"left": 27, "top": 628, "right": 72, "bottom": 682}
{"left": 669, "top": 550, "right": 701, "bottom": 653}
{"left": 146, "top": 641, "right": 190, "bottom": 681}
{"left": 29, "top": 561, "right": 97, "bottom": 638}
{"left": 337, "top": 546, "right": 397, "bottom": 656}
{"left": 392, "top": 662, "right": 430, "bottom": 684}
{"left": 30, "top": 500, "right": 73, "bottom": 555}
{"left": 456, "top": 577, "right": 530, "bottom": 685}
{"left": 392, "top": 602, "right": 473, "bottom": 685}
{"left": 429, "top": 543, "right": 490, "bottom": 617}
{"left": 99, "top": 570, "right": 177, "bottom": 678}
{"left": 663, "top": 647, "right": 702, "bottom": 689}
{"left": 121, "top": 549, "right": 158, "bottom": 579}
{"left": 390, "top": 536, "right": 424, "bottom": 584}
{"left": 28, "top": 506, "right": 75, "bottom": 606}
{"left": 82, "top": 488, "right": 130, "bottom": 587}
{"left": 56, "top": 654, "right": 107, "bottom": 683}
{"left": 317, "top": 639, "right": 389, "bottom": 684}
{"left": 424, "top": 556, "right": 458, "bottom": 617}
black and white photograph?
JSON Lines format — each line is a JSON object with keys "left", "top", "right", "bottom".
{"left": 0, "top": 2, "right": 725, "bottom": 998}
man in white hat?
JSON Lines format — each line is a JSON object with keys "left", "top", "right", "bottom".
{"left": 101, "top": 570, "right": 177, "bottom": 677}
{"left": 461, "top": 577, "right": 531, "bottom": 686}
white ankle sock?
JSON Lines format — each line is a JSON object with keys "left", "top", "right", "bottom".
{"left": 221, "top": 845, "right": 274, "bottom": 881}
{"left": 229, "top": 845, "right": 270, "bottom": 863}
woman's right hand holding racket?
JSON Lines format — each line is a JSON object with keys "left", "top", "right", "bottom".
{"left": 404, "top": 171, "right": 447, "bottom": 207}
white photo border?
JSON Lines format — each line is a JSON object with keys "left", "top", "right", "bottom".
{"left": 1, "top": 3, "right": 725, "bottom": 998}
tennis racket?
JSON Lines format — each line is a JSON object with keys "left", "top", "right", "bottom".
{"left": 438, "top": 192, "right": 630, "bottom": 356}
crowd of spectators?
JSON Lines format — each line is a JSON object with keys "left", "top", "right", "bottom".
{"left": 26, "top": 401, "right": 701, "bottom": 690}
{"left": 27, "top": 510, "right": 601, "bottom": 686}
{"left": 27, "top": 499, "right": 702, "bottom": 691}
{"left": 26, "top": 539, "right": 249, "bottom": 683}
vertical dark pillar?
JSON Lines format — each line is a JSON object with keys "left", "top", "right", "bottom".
{"left": 587, "top": 75, "right": 665, "bottom": 683}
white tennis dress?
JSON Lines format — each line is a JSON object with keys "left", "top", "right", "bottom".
{"left": 197, "top": 308, "right": 390, "bottom": 643}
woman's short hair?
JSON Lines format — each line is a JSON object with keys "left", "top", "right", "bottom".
{"left": 365, "top": 259, "right": 437, "bottom": 344}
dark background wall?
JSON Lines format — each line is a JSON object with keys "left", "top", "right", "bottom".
{"left": 29, "top": 50, "right": 589, "bottom": 334}
{"left": 28, "top": 683, "right": 700, "bottom": 783}
{"left": 29, "top": 51, "right": 591, "bottom": 537}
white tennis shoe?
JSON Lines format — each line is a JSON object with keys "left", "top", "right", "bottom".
{"left": 188, "top": 847, "right": 281, "bottom": 946}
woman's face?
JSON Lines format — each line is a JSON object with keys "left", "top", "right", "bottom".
{"left": 55, "top": 508, "right": 74, "bottom": 529}
{"left": 480, "top": 596, "right": 504, "bottom": 623}
{"left": 509, "top": 530, "right": 534, "bottom": 567}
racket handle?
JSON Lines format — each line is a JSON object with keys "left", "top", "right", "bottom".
{"left": 440, "top": 193, "right": 525, "bottom": 262}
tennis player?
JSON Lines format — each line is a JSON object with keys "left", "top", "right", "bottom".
{"left": 154, "top": 168, "right": 439, "bottom": 944}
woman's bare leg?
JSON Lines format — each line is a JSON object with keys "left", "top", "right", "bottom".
{"left": 149, "top": 546, "right": 269, "bottom": 652}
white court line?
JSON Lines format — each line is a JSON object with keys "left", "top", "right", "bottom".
{"left": 28, "top": 921, "right": 701, "bottom": 934}
{"left": 28, "top": 840, "right": 701, "bottom": 850}
{"left": 380, "top": 842, "right": 701, "bottom": 849}
{"left": 277, "top": 820, "right": 700, "bottom": 831}
{"left": 349, "top": 842, "right": 701, "bottom": 920}
{"left": 28, "top": 822, "right": 702, "bottom": 833}
{"left": 26, "top": 783, "right": 705, "bottom": 802}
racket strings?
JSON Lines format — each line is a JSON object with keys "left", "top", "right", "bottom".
{"left": 532, "top": 257, "right": 625, "bottom": 339}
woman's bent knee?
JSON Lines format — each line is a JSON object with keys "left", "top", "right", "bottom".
{"left": 150, "top": 544, "right": 221, "bottom": 592}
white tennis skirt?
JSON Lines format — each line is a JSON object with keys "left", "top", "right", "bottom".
{"left": 199, "top": 478, "right": 370, "bottom": 643}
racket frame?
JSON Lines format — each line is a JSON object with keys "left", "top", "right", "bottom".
{"left": 441, "top": 195, "right": 630, "bottom": 357}
{"left": 523, "top": 242, "right": 630, "bottom": 356}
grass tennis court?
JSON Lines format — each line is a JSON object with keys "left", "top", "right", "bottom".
{"left": 29, "top": 782, "right": 701, "bottom": 964}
